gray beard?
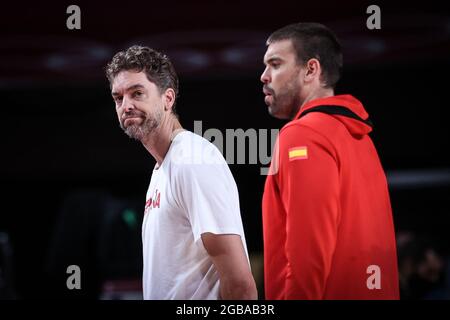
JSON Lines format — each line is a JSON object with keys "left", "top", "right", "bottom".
{"left": 122, "top": 116, "right": 160, "bottom": 141}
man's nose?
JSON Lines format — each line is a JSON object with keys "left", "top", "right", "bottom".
{"left": 123, "top": 97, "right": 135, "bottom": 113}
{"left": 260, "top": 67, "right": 270, "bottom": 84}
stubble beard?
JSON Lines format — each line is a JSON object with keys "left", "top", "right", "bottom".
{"left": 121, "top": 111, "right": 162, "bottom": 141}
{"left": 269, "top": 71, "right": 302, "bottom": 120}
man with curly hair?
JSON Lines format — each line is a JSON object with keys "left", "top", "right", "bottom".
{"left": 106, "top": 46, "right": 257, "bottom": 300}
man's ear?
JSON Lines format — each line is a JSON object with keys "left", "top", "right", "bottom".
{"left": 304, "top": 58, "right": 321, "bottom": 83}
{"left": 163, "top": 88, "right": 176, "bottom": 111}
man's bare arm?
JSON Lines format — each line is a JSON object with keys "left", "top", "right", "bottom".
{"left": 201, "top": 233, "right": 258, "bottom": 300}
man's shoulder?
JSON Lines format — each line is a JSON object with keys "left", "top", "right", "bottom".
{"left": 169, "top": 131, "right": 226, "bottom": 167}
{"left": 173, "top": 130, "right": 214, "bottom": 150}
{"left": 281, "top": 112, "right": 343, "bottom": 141}
{"left": 280, "top": 117, "right": 323, "bottom": 139}
{"left": 278, "top": 116, "right": 338, "bottom": 155}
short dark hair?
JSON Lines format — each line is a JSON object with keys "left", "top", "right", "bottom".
{"left": 267, "top": 22, "right": 343, "bottom": 88}
{"left": 106, "top": 45, "right": 179, "bottom": 113}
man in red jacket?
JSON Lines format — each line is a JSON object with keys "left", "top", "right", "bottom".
{"left": 261, "top": 22, "right": 399, "bottom": 299}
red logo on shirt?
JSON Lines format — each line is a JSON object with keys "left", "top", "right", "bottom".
{"left": 144, "top": 189, "right": 161, "bottom": 214}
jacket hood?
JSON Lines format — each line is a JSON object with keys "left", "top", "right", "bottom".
{"left": 294, "top": 94, "right": 373, "bottom": 136}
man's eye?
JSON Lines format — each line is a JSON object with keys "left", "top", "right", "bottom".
{"left": 114, "top": 97, "right": 123, "bottom": 104}
{"left": 133, "top": 91, "right": 143, "bottom": 98}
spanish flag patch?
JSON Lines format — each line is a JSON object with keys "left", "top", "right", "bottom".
{"left": 289, "top": 146, "right": 308, "bottom": 161}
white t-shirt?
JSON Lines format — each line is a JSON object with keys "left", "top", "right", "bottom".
{"left": 142, "top": 130, "right": 249, "bottom": 300}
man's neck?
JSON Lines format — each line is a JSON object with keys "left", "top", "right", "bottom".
{"left": 291, "top": 87, "right": 334, "bottom": 119}
{"left": 141, "top": 115, "right": 183, "bottom": 165}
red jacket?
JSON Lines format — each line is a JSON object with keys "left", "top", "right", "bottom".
{"left": 262, "top": 95, "right": 399, "bottom": 299}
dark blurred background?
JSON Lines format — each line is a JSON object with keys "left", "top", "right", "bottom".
{"left": 1, "top": 0, "right": 450, "bottom": 299}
